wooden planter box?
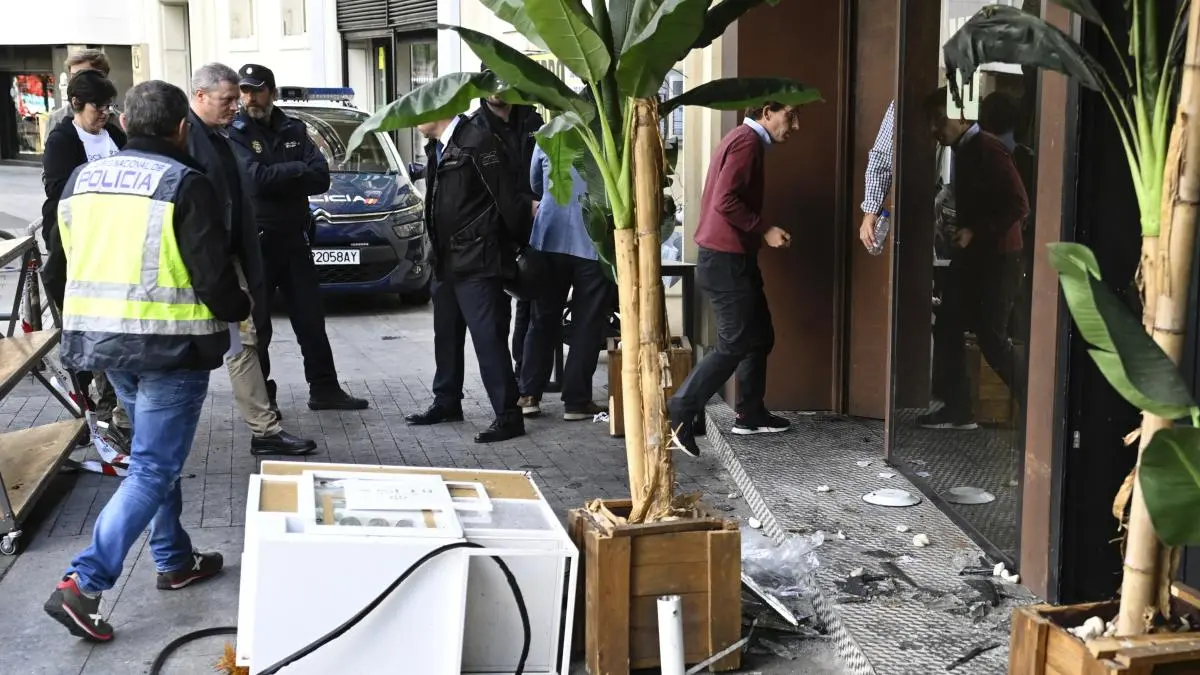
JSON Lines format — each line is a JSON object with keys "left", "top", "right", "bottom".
{"left": 1009, "top": 583, "right": 1200, "bottom": 674}
{"left": 606, "top": 336, "right": 693, "bottom": 438}
{"left": 567, "top": 499, "right": 742, "bottom": 675}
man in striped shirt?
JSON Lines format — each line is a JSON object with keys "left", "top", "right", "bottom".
{"left": 859, "top": 100, "right": 894, "bottom": 251}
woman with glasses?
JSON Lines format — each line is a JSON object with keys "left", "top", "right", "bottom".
{"left": 40, "top": 69, "right": 127, "bottom": 417}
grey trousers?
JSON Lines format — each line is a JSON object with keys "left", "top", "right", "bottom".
{"left": 226, "top": 262, "right": 281, "bottom": 438}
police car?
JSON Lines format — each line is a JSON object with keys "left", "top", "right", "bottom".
{"left": 276, "top": 86, "right": 432, "bottom": 303}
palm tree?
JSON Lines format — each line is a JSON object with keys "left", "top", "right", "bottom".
{"left": 348, "top": 0, "right": 821, "bottom": 522}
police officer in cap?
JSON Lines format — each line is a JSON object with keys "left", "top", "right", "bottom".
{"left": 227, "top": 64, "right": 368, "bottom": 411}
{"left": 404, "top": 112, "right": 533, "bottom": 443}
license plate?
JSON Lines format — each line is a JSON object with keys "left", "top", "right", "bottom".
{"left": 312, "top": 249, "right": 361, "bottom": 265}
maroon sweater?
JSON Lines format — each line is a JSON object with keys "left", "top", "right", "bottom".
{"left": 694, "top": 124, "right": 769, "bottom": 254}
{"left": 953, "top": 129, "right": 1029, "bottom": 254}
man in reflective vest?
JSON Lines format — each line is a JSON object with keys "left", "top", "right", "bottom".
{"left": 42, "top": 80, "right": 251, "bottom": 642}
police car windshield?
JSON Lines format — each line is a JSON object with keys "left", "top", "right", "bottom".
{"left": 283, "top": 107, "right": 405, "bottom": 177}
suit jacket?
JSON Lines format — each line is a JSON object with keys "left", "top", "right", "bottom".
{"left": 187, "top": 110, "right": 269, "bottom": 332}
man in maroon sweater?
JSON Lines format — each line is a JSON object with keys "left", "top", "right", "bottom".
{"left": 921, "top": 87, "right": 1030, "bottom": 429}
{"left": 668, "top": 102, "right": 798, "bottom": 457}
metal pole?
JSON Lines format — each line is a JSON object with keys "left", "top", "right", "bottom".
{"left": 657, "top": 595, "right": 685, "bottom": 675}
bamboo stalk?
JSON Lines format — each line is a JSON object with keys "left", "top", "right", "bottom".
{"left": 614, "top": 226, "right": 648, "bottom": 513}
{"left": 1117, "top": 0, "right": 1200, "bottom": 636}
{"left": 630, "top": 97, "right": 675, "bottom": 523}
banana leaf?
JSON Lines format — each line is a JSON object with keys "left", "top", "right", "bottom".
{"left": 943, "top": 5, "right": 1102, "bottom": 106}
{"left": 1138, "top": 427, "right": 1200, "bottom": 546}
{"left": 660, "top": 77, "right": 823, "bottom": 114}
{"left": 1047, "top": 242, "right": 1196, "bottom": 420}
{"left": 688, "top": 0, "right": 780, "bottom": 52}
{"left": 534, "top": 112, "right": 588, "bottom": 205}
{"left": 525, "top": 0, "right": 612, "bottom": 83}
{"left": 477, "top": 0, "right": 549, "bottom": 50}
{"left": 616, "top": 0, "right": 709, "bottom": 98}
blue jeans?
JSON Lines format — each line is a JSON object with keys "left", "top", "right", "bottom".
{"left": 67, "top": 369, "right": 210, "bottom": 594}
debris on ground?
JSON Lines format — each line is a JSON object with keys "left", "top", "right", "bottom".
{"left": 741, "top": 528, "right": 823, "bottom": 625}
{"left": 748, "top": 517, "right": 762, "bottom": 529}
{"left": 816, "top": 485, "right": 831, "bottom": 493}
{"left": 849, "top": 567, "right": 865, "bottom": 578}
{"left": 878, "top": 472, "right": 896, "bottom": 479}
{"left": 896, "top": 524, "right": 911, "bottom": 533}
{"left": 728, "top": 491, "right": 742, "bottom": 500}
{"left": 856, "top": 460, "right": 872, "bottom": 467}
{"left": 945, "top": 642, "right": 1002, "bottom": 671}
{"left": 835, "top": 530, "right": 847, "bottom": 540}
{"left": 912, "top": 533, "right": 931, "bottom": 547}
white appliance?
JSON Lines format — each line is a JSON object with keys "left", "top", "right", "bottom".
{"left": 238, "top": 461, "right": 579, "bottom": 675}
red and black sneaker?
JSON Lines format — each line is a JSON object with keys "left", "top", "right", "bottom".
{"left": 156, "top": 550, "right": 224, "bottom": 590}
{"left": 44, "top": 575, "right": 114, "bottom": 642}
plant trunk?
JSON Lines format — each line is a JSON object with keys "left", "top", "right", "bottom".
{"left": 614, "top": 226, "right": 648, "bottom": 514}
{"left": 1117, "top": 0, "right": 1200, "bottom": 635}
{"left": 628, "top": 98, "right": 674, "bottom": 523}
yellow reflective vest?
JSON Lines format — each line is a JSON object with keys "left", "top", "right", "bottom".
{"left": 56, "top": 149, "right": 227, "bottom": 372}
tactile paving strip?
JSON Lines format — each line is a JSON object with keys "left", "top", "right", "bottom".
{"left": 706, "top": 403, "right": 1035, "bottom": 675}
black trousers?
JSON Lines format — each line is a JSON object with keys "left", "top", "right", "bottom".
{"left": 933, "top": 251, "right": 1025, "bottom": 418}
{"left": 671, "top": 248, "right": 774, "bottom": 418}
{"left": 520, "top": 252, "right": 610, "bottom": 404}
{"left": 511, "top": 298, "right": 532, "bottom": 378}
{"left": 256, "top": 230, "right": 339, "bottom": 390}
{"left": 432, "top": 275, "right": 520, "bottom": 418}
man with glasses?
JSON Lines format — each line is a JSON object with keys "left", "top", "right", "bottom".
{"left": 187, "top": 63, "right": 316, "bottom": 456}
{"left": 667, "top": 102, "right": 798, "bottom": 458}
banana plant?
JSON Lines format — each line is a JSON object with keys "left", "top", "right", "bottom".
{"left": 346, "top": 0, "right": 821, "bottom": 521}
{"left": 944, "top": 0, "right": 1199, "bottom": 635}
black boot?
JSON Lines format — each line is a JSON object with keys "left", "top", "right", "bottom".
{"left": 474, "top": 414, "right": 525, "bottom": 443}
{"left": 308, "top": 385, "right": 369, "bottom": 411}
{"left": 406, "top": 403, "right": 464, "bottom": 426}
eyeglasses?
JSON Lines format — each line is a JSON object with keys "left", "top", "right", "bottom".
{"left": 90, "top": 102, "right": 115, "bottom": 113}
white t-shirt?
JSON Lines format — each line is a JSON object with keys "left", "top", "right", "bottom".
{"left": 74, "top": 123, "right": 120, "bottom": 162}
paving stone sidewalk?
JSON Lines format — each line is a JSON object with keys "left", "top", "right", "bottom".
{"left": 0, "top": 296, "right": 841, "bottom": 674}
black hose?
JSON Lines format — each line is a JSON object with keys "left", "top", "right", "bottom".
{"left": 149, "top": 541, "right": 531, "bottom": 675}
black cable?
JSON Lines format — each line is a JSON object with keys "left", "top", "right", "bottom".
{"left": 148, "top": 541, "right": 531, "bottom": 675}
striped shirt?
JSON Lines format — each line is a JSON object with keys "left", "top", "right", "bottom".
{"left": 861, "top": 100, "right": 894, "bottom": 216}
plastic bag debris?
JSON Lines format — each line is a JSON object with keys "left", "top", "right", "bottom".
{"left": 741, "top": 528, "right": 822, "bottom": 603}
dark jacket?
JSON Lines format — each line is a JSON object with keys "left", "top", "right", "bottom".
{"left": 41, "top": 114, "right": 128, "bottom": 299}
{"left": 227, "top": 106, "right": 330, "bottom": 235}
{"left": 694, "top": 124, "right": 769, "bottom": 255}
{"left": 469, "top": 100, "right": 543, "bottom": 204}
{"left": 952, "top": 129, "right": 1029, "bottom": 255}
{"left": 187, "top": 110, "right": 269, "bottom": 332}
{"left": 55, "top": 136, "right": 250, "bottom": 371}
{"left": 425, "top": 116, "right": 531, "bottom": 280}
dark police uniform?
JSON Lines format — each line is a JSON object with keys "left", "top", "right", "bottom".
{"left": 468, "top": 98, "right": 543, "bottom": 384}
{"left": 404, "top": 115, "right": 531, "bottom": 443}
{"left": 227, "top": 70, "right": 366, "bottom": 411}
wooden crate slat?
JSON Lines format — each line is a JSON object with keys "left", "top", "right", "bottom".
{"left": 630, "top": 561, "right": 708, "bottom": 596}
{"left": 631, "top": 531, "right": 711, "bottom": 566}
{"left": 707, "top": 529, "right": 742, "bottom": 672}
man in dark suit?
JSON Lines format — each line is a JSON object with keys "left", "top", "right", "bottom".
{"left": 404, "top": 114, "right": 533, "bottom": 442}
{"left": 187, "top": 62, "right": 315, "bottom": 456}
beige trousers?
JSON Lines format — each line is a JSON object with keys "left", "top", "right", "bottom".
{"left": 226, "top": 263, "right": 281, "bottom": 438}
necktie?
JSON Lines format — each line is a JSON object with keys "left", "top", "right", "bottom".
{"left": 435, "top": 141, "right": 444, "bottom": 166}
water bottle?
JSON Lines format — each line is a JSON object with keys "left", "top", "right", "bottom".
{"left": 868, "top": 208, "right": 891, "bottom": 256}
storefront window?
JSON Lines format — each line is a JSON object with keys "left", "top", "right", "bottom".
{"left": 888, "top": 0, "right": 1037, "bottom": 563}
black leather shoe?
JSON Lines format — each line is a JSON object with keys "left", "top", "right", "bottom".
{"left": 474, "top": 417, "right": 525, "bottom": 444}
{"left": 406, "top": 404, "right": 464, "bottom": 426}
{"left": 308, "top": 387, "right": 369, "bottom": 411}
{"left": 251, "top": 430, "right": 317, "bottom": 456}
